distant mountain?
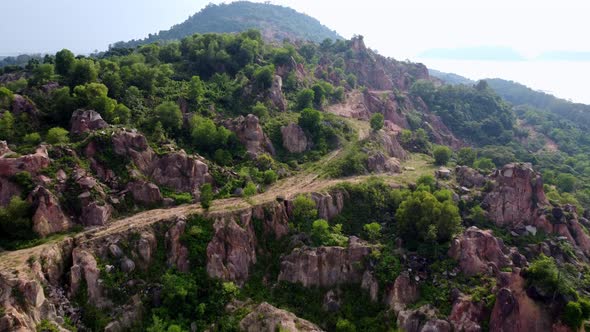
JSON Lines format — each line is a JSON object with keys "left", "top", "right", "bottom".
{"left": 112, "top": 1, "right": 342, "bottom": 49}
{"left": 431, "top": 68, "right": 590, "bottom": 131}
{"left": 419, "top": 46, "right": 525, "bottom": 61}
{"left": 428, "top": 69, "right": 474, "bottom": 85}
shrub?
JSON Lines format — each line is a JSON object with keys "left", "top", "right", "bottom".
{"left": 363, "top": 222, "right": 381, "bottom": 242}
{"left": 46, "top": 127, "right": 69, "bottom": 144}
{"left": 262, "top": 169, "right": 278, "bottom": 185}
{"left": 336, "top": 319, "right": 357, "bottom": 332}
{"left": 433, "top": 145, "right": 452, "bottom": 165}
{"left": 473, "top": 158, "right": 495, "bottom": 173}
{"left": 243, "top": 182, "right": 257, "bottom": 197}
{"left": 370, "top": 113, "right": 384, "bottom": 131}
{"left": 457, "top": 147, "right": 477, "bottom": 166}
{"left": 292, "top": 194, "right": 317, "bottom": 233}
{"left": 526, "top": 254, "right": 558, "bottom": 292}
{"left": 556, "top": 173, "right": 576, "bottom": 193}
{"left": 395, "top": 190, "right": 461, "bottom": 244}
{"left": 416, "top": 174, "right": 437, "bottom": 192}
{"left": 0, "top": 196, "right": 34, "bottom": 241}
{"left": 296, "top": 89, "right": 315, "bottom": 110}
{"left": 154, "top": 101, "right": 182, "bottom": 132}
{"left": 200, "top": 183, "right": 213, "bottom": 210}
{"left": 23, "top": 132, "right": 41, "bottom": 145}
{"left": 563, "top": 301, "right": 583, "bottom": 329}
{"left": 311, "top": 219, "right": 347, "bottom": 246}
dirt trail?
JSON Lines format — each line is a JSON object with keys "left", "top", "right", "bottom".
{"left": 0, "top": 115, "right": 432, "bottom": 271}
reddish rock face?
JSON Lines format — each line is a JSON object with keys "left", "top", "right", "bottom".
{"left": 224, "top": 114, "right": 275, "bottom": 157}
{"left": 489, "top": 270, "right": 553, "bottom": 332}
{"left": 70, "top": 109, "right": 108, "bottom": 135}
{"left": 269, "top": 75, "right": 288, "bottom": 112}
{"left": 448, "top": 227, "right": 516, "bottom": 276}
{"left": 277, "top": 237, "right": 372, "bottom": 287}
{"left": 281, "top": 123, "right": 308, "bottom": 153}
{"left": 311, "top": 191, "right": 347, "bottom": 220}
{"left": 483, "top": 163, "right": 549, "bottom": 228}
{"left": 375, "top": 130, "right": 408, "bottom": 160}
{"left": 81, "top": 202, "right": 112, "bottom": 226}
{"left": 448, "top": 296, "right": 486, "bottom": 332}
{"left": 240, "top": 302, "right": 324, "bottom": 332}
{"left": 456, "top": 166, "right": 486, "bottom": 188}
{"left": 11, "top": 94, "right": 39, "bottom": 123}
{"left": 126, "top": 180, "right": 163, "bottom": 206}
{"left": 384, "top": 272, "right": 419, "bottom": 313}
{"left": 166, "top": 219, "right": 190, "bottom": 273}
{"left": 28, "top": 186, "right": 73, "bottom": 237}
{"left": 0, "top": 177, "right": 21, "bottom": 207}
{"left": 397, "top": 305, "right": 452, "bottom": 332}
{"left": 367, "top": 152, "right": 401, "bottom": 174}
{"left": 70, "top": 249, "right": 104, "bottom": 307}
{"left": 0, "top": 145, "right": 50, "bottom": 177}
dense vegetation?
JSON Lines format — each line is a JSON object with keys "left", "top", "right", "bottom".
{"left": 112, "top": 1, "right": 342, "bottom": 49}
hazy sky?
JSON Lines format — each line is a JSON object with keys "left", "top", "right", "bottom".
{"left": 2, "top": 0, "right": 590, "bottom": 101}
{"left": 3, "top": 0, "right": 589, "bottom": 58}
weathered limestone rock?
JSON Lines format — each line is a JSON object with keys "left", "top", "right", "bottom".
{"left": 126, "top": 180, "right": 163, "bottom": 206}
{"left": 224, "top": 114, "right": 275, "bottom": 157}
{"left": 28, "top": 186, "right": 73, "bottom": 237}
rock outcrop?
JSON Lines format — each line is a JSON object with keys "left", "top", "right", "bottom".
{"left": 483, "top": 163, "right": 549, "bottom": 228}
{"left": 367, "top": 152, "right": 401, "bottom": 174}
{"left": 80, "top": 202, "right": 113, "bottom": 226}
{"left": 269, "top": 75, "right": 288, "bottom": 112}
{"left": 384, "top": 272, "right": 419, "bottom": 313}
{"left": 311, "top": 191, "right": 346, "bottom": 220}
{"left": 0, "top": 177, "right": 21, "bottom": 206}
{"left": 224, "top": 114, "right": 275, "bottom": 157}
{"left": 448, "top": 296, "right": 486, "bottom": 332}
{"left": 0, "top": 145, "right": 50, "bottom": 177}
{"left": 70, "top": 109, "right": 108, "bottom": 135}
{"left": 281, "top": 123, "right": 308, "bottom": 153}
{"left": 207, "top": 201, "right": 290, "bottom": 284}
{"left": 396, "top": 305, "right": 452, "bottom": 332}
{"left": 448, "top": 227, "right": 520, "bottom": 276}
{"left": 489, "top": 270, "right": 553, "bottom": 332}
{"left": 127, "top": 180, "right": 163, "bottom": 206}
{"left": 278, "top": 237, "right": 372, "bottom": 287}
{"left": 456, "top": 166, "right": 486, "bottom": 188}
{"left": 28, "top": 186, "right": 73, "bottom": 237}
{"left": 240, "top": 302, "right": 324, "bottom": 332}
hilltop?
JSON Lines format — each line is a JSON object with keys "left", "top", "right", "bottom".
{"left": 112, "top": 1, "right": 342, "bottom": 49}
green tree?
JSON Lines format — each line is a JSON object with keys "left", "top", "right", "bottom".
{"left": 0, "top": 111, "right": 15, "bottom": 141}
{"left": 296, "top": 89, "right": 315, "bottom": 110}
{"left": 189, "top": 75, "right": 205, "bottom": 104}
{"left": 556, "top": 173, "right": 576, "bottom": 193}
{"left": 363, "top": 222, "right": 382, "bottom": 242}
{"left": 251, "top": 102, "right": 268, "bottom": 119}
{"left": 200, "top": 183, "right": 214, "bottom": 210}
{"left": 74, "top": 83, "right": 116, "bottom": 119}
{"left": 370, "top": 113, "right": 384, "bottom": 131}
{"left": 23, "top": 132, "right": 41, "bottom": 145}
{"left": 55, "top": 49, "right": 75, "bottom": 76}
{"left": 473, "top": 158, "right": 495, "bottom": 173}
{"left": 155, "top": 101, "right": 183, "bottom": 133}
{"left": 0, "top": 196, "right": 33, "bottom": 240}
{"left": 189, "top": 114, "right": 232, "bottom": 153}
{"left": 243, "top": 182, "right": 257, "bottom": 197}
{"left": 433, "top": 145, "right": 452, "bottom": 165}
{"left": 0, "top": 87, "right": 13, "bottom": 109}
{"left": 416, "top": 174, "right": 437, "bottom": 192}
{"left": 253, "top": 64, "right": 275, "bottom": 90}
{"left": 298, "top": 108, "right": 322, "bottom": 138}
{"left": 395, "top": 190, "right": 461, "bottom": 244}
{"left": 292, "top": 194, "right": 317, "bottom": 233}
{"left": 46, "top": 127, "right": 70, "bottom": 144}
{"left": 563, "top": 301, "right": 583, "bottom": 329}
{"left": 69, "top": 58, "right": 98, "bottom": 86}
{"left": 30, "top": 63, "right": 54, "bottom": 86}
{"left": 457, "top": 147, "right": 477, "bottom": 166}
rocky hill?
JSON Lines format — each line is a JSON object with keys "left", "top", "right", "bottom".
{"left": 112, "top": 1, "right": 342, "bottom": 49}
{"left": 1, "top": 13, "right": 590, "bottom": 332}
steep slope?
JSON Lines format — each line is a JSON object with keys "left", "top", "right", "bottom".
{"left": 112, "top": 1, "right": 342, "bottom": 49}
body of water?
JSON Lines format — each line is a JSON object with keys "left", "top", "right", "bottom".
{"left": 417, "top": 59, "right": 590, "bottom": 104}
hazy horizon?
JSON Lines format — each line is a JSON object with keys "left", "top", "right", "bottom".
{"left": 3, "top": 0, "right": 590, "bottom": 103}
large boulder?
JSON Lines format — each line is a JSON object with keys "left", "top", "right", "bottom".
{"left": 281, "top": 123, "right": 308, "bottom": 153}
{"left": 396, "top": 305, "right": 452, "bottom": 332}
{"left": 489, "top": 270, "right": 553, "bottom": 332}
{"left": 375, "top": 130, "right": 408, "bottom": 160}
{"left": 80, "top": 202, "right": 112, "bottom": 226}
{"left": 269, "top": 75, "right": 288, "bottom": 112}
{"left": 126, "top": 180, "right": 162, "bottom": 206}
{"left": 240, "top": 302, "right": 324, "bottom": 332}
{"left": 448, "top": 296, "right": 486, "bottom": 332}
{"left": 166, "top": 219, "right": 190, "bottom": 273}
{"left": 150, "top": 151, "right": 211, "bottom": 196}
{"left": 367, "top": 152, "right": 401, "bottom": 174}
{"left": 70, "top": 249, "right": 104, "bottom": 307}
{"left": 28, "top": 186, "right": 73, "bottom": 237}
{"left": 448, "top": 227, "right": 517, "bottom": 276}
{"left": 311, "top": 191, "right": 347, "bottom": 220}
{"left": 70, "top": 109, "right": 108, "bottom": 135}
{"left": 482, "top": 163, "right": 549, "bottom": 228}
{"left": 0, "top": 145, "right": 50, "bottom": 177}
{"left": 384, "top": 272, "right": 419, "bottom": 314}
{"left": 224, "top": 114, "right": 275, "bottom": 157}
{"left": 278, "top": 237, "right": 372, "bottom": 287}
{"left": 0, "top": 177, "right": 21, "bottom": 207}
{"left": 456, "top": 166, "right": 486, "bottom": 188}
{"left": 11, "top": 94, "right": 39, "bottom": 124}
